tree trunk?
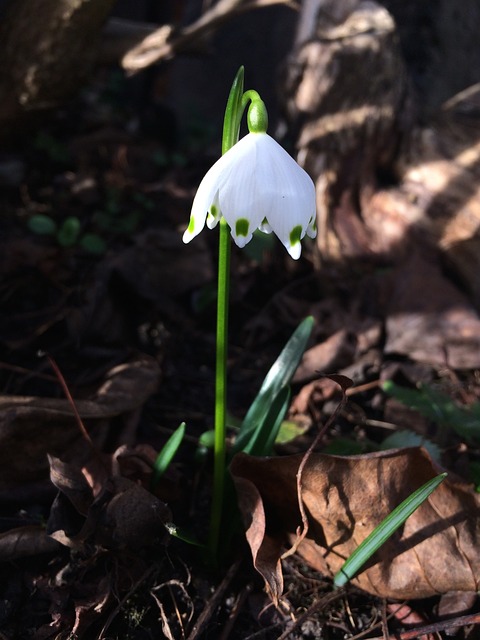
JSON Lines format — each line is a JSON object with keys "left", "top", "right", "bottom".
{"left": 282, "top": 0, "right": 410, "bottom": 260}
{"left": 0, "top": 0, "right": 116, "bottom": 130}
{"left": 282, "top": 0, "right": 480, "bottom": 307}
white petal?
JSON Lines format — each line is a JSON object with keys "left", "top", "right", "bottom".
{"left": 217, "top": 134, "right": 265, "bottom": 246}
{"left": 287, "top": 242, "right": 302, "bottom": 260}
{"left": 183, "top": 152, "right": 231, "bottom": 243}
{"left": 306, "top": 215, "right": 317, "bottom": 239}
{"left": 206, "top": 191, "right": 222, "bottom": 229}
{"left": 183, "top": 131, "right": 317, "bottom": 259}
{"left": 254, "top": 135, "right": 316, "bottom": 258}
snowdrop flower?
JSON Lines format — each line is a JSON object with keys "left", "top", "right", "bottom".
{"left": 183, "top": 131, "right": 317, "bottom": 260}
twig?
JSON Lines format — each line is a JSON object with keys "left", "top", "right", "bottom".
{"left": 151, "top": 579, "right": 194, "bottom": 640}
{"left": 276, "top": 588, "right": 346, "bottom": 640}
{"left": 218, "top": 582, "right": 252, "bottom": 640}
{"left": 366, "top": 611, "right": 480, "bottom": 640}
{"left": 122, "top": 0, "right": 295, "bottom": 73}
{"left": 46, "top": 353, "right": 106, "bottom": 472}
{"left": 46, "top": 355, "right": 95, "bottom": 448}
{"left": 186, "top": 560, "right": 241, "bottom": 640}
{"left": 97, "top": 565, "right": 157, "bottom": 639}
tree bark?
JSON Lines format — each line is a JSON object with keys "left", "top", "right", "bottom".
{"left": 282, "top": 0, "right": 480, "bottom": 307}
{"left": 282, "top": 0, "right": 410, "bottom": 260}
{"left": 0, "top": 0, "right": 116, "bottom": 130}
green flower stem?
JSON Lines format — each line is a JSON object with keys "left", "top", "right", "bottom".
{"left": 209, "top": 67, "right": 245, "bottom": 559}
{"left": 209, "top": 69, "right": 271, "bottom": 559}
{"left": 210, "top": 217, "right": 231, "bottom": 558}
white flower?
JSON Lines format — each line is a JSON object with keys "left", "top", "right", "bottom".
{"left": 182, "top": 132, "right": 317, "bottom": 259}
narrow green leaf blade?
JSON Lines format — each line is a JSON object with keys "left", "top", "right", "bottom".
{"left": 382, "top": 381, "right": 480, "bottom": 441}
{"left": 165, "top": 522, "right": 206, "bottom": 548}
{"left": 242, "top": 386, "right": 290, "bottom": 456}
{"left": 233, "top": 316, "right": 314, "bottom": 454}
{"left": 222, "top": 66, "right": 244, "bottom": 155}
{"left": 152, "top": 422, "right": 186, "bottom": 487}
{"left": 333, "top": 472, "right": 447, "bottom": 588}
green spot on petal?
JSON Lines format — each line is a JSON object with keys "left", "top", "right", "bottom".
{"left": 289, "top": 225, "right": 303, "bottom": 246}
{"left": 210, "top": 204, "right": 218, "bottom": 217}
{"left": 187, "top": 217, "right": 195, "bottom": 234}
{"left": 235, "top": 218, "right": 250, "bottom": 237}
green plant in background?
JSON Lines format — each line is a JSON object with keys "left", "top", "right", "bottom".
{"left": 93, "top": 188, "right": 152, "bottom": 236}
{"left": 27, "top": 189, "right": 154, "bottom": 253}
{"left": 151, "top": 422, "right": 186, "bottom": 489}
{"left": 28, "top": 213, "right": 106, "bottom": 254}
{"left": 383, "top": 380, "right": 480, "bottom": 443}
{"left": 383, "top": 379, "right": 480, "bottom": 489}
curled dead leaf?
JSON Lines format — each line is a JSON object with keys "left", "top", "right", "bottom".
{"left": 230, "top": 447, "right": 480, "bottom": 600}
{"left": 46, "top": 456, "right": 171, "bottom": 551}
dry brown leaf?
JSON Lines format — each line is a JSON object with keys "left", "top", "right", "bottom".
{"left": 71, "top": 575, "right": 112, "bottom": 638}
{"left": 230, "top": 447, "right": 480, "bottom": 601}
{"left": 293, "top": 329, "right": 357, "bottom": 383}
{"left": 46, "top": 454, "right": 171, "bottom": 551}
{"left": 385, "top": 251, "right": 480, "bottom": 369}
{"left": 0, "top": 525, "right": 61, "bottom": 561}
{"left": 109, "top": 229, "right": 213, "bottom": 300}
{"left": 48, "top": 454, "right": 94, "bottom": 515}
{"left": 0, "top": 356, "right": 160, "bottom": 491}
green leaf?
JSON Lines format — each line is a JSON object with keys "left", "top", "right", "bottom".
{"left": 380, "top": 430, "right": 441, "bottom": 461}
{"left": 222, "top": 66, "right": 244, "bottom": 155}
{"left": 322, "top": 437, "right": 366, "bottom": 456}
{"left": 152, "top": 422, "right": 186, "bottom": 487}
{"left": 274, "top": 419, "right": 310, "bottom": 445}
{"left": 57, "top": 217, "right": 81, "bottom": 247}
{"left": 233, "top": 316, "right": 314, "bottom": 454}
{"left": 28, "top": 214, "right": 57, "bottom": 236}
{"left": 242, "top": 386, "right": 290, "bottom": 456}
{"left": 383, "top": 381, "right": 480, "bottom": 442}
{"left": 333, "top": 472, "right": 447, "bottom": 588}
{"left": 79, "top": 233, "right": 107, "bottom": 254}
{"left": 198, "top": 429, "right": 215, "bottom": 449}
